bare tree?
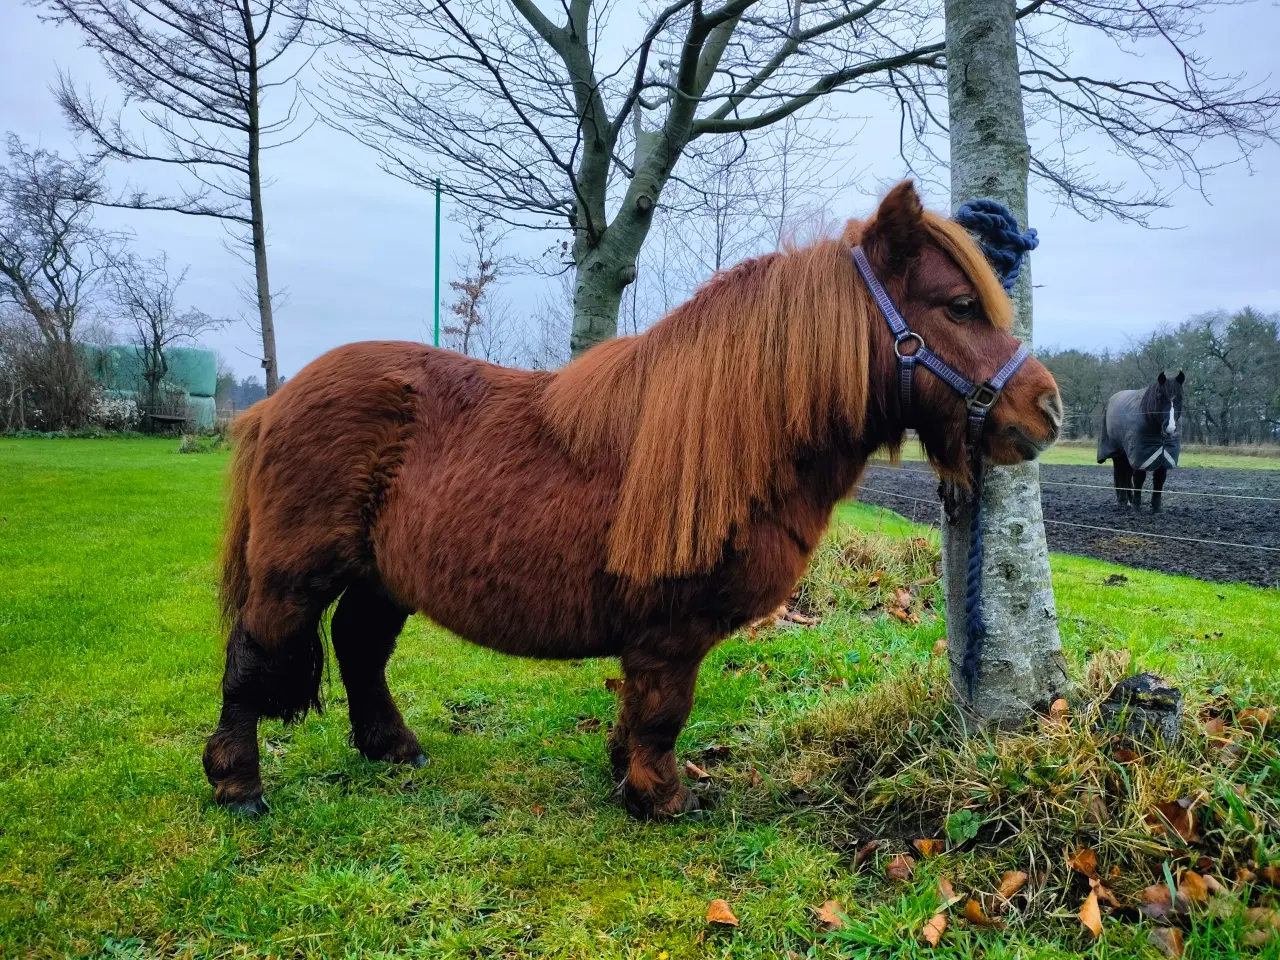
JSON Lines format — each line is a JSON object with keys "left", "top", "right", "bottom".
{"left": 313, "top": 0, "right": 1276, "bottom": 357}
{"left": 443, "top": 210, "right": 511, "bottom": 359}
{"left": 43, "top": 0, "right": 312, "bottom": 394}
{"left": 111, "top": 251, "right": 228, "bottom": 424}
{"left": 0, "top": 134, "right": 120, "bottom": 428}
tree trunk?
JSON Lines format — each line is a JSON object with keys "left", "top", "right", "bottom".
{"left": 243, "top": 8, "right": 279, "bottom": 395}
{"left": 942, "top": 0, "right": 1069, "bottom": 725}
{"left": 570, "top": 206, "right": 650, "bottom": 358}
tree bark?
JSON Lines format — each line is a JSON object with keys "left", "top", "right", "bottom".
{"left": 942, "top": 0, "right": 1069, "bottom": 725}
{"left": 243, "top": 3, "right": 279, "bottom": 395}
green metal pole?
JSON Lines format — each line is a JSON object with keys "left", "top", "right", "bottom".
{"left": 433, "top": 178, "right": 441, "bottom": 347}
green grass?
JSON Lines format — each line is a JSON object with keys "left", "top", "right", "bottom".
{"left": 881, "top": 438, "right": 1280, "bottom": 470}
{"left": 2, "top": 438, "right": 1280, "bottom": 958}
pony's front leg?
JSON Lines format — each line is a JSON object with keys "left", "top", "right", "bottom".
{"left": 1131, "top": 468, "right": 1147, "bottom": 508}
{"left": 1151, "top": 468, "right": 1167, "bottom": 512}
{"left": 610, "top": 651, "right": 702, "bottom": 820}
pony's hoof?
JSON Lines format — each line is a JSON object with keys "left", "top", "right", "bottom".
{"left": 618, "top": 780, "right": 701, "bottom": 821}
{"left": 223, "top": 795, "right": 269, "bottom": 818}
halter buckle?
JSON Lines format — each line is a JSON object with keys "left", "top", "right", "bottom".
{"left": 894, "top": 332, "right": 925, "bottom": 358}
{"left": 965, "top": 381, "right": 1001, "bottom": 412}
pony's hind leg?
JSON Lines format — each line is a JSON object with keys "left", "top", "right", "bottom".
{"left": 203, "top": 605, "right": 325, "bottom": 816}
{"left": 1112, "top": 454, "right": 1133, "bottom": 506}
{"left": 331, "top": 581, "right": 424, "bottom": 766}
{"left": 609, "top": 651, "right": 703, "bottom": 820}
{"left": 1151, "top": 468, "right": 1167, "bottom": 512}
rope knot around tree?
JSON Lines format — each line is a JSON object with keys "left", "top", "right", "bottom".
{"left": 954, "top": 200, "right": 1039, "bottom": 294}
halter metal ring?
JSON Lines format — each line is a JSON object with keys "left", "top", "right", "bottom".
{"left": 894, "top": 332, "right": 925, "bottom": 358}
{"left": 966, "top": 382, "right": 1001, "bottom": 411}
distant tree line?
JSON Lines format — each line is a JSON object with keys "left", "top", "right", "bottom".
{"left": 215, "top": 374, "right": 270, "bottom": 411}
{"left": 1040, "top": 308, "right": 1280, "bottom": 445}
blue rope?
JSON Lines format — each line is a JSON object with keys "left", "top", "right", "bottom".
{"left": 962, "top": 462, "right": 986, "bottom": 700}
{"left": 953, "top": 199, "right": 1037, "bottom": 700}
{"left": 954, "top": 199, "right": 1039, "bottom": 294}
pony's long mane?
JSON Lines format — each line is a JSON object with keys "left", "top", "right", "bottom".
{"left": 541, "top": 210, "right": 1010, "bottom": 582}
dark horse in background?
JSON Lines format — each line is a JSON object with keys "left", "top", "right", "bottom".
{"left": 1097, "top": 371, "right": 1185, "bottom": 511}
{"left": 203, "top": 182, "right": 1062, "bottom": 820}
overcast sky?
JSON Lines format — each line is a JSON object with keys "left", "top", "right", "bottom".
{"left": 3, "top": 2, "right": 1278, "bottom": 380}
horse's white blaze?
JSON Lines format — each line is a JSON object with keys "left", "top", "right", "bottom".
{"left": 1167, "top": 406, "right": 1176, "bottom": 434}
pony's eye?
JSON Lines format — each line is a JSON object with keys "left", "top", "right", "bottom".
{"left": 947, "top": 296, "right": 977, "bottom": 321}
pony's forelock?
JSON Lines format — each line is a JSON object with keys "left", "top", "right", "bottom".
{"left": 920, "top": 211, "right": 1015, "bottom": 330}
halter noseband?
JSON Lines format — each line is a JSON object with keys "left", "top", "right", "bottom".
{"left": 850, "top": 246, "right": 1029, "bottom": 449}
{"left": 851, "top": 244, "right": 1031, "bottom": 703}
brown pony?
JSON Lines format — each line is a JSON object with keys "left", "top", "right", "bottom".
{"left": 204, "top": 182, "right": 1062, "bottom": 819}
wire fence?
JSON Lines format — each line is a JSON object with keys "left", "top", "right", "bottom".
{"left": 863, "top": 460, "right": 1280, "bottom": 502}
{"left": 854, "top": 467, "right": 1280, "bottom": 556}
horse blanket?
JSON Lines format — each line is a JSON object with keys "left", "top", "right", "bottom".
{"left": 1097, "top": 389, "right": 1180, "bottom": 470}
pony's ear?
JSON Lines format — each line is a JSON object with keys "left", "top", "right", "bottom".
{"left": 1158, "top": 372, "right": 1167, "bottom": 385}
{"left": 862, "top": 180, "right": 926, "bottom": 276}
{"left": 1176, "top": 370, "right": 1185, "bottom": 384}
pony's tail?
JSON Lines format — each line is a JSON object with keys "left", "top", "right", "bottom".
{"left": 220, "top": 402, "right": 266, "bottom": 626}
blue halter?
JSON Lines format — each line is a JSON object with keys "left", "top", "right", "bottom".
{"left": 850, "top": 232, "right": 1031, "bottom": 702}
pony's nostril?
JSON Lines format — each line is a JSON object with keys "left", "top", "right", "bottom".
{"left": 1040, "top": 391, "right": 1063, "bottom": 427}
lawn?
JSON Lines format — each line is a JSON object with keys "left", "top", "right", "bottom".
{"left": 2, "top": 438, "right": 1280, "bottom": 959}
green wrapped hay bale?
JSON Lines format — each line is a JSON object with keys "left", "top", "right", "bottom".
{"left": 188, "top": 396, "right": 216, "bottom": 430}
{"left": 83, "top": 344, "right": 217, "bottom": 397}
{"left": 165, "top": 347, "right": 217, "bottom": 398}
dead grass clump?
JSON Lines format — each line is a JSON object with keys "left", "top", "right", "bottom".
{"left": 791, "top": 521, "right": 941, "bottom": 617}
{"left": 756, "top": 662, "right": 1280, "bottom": 908}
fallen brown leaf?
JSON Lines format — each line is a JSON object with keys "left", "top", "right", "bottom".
{"left": 1138, "top": 883, "right": 1174, "bottom": 921}
{"left": 531, "top": 803, "right": 546, "bottom": 818}
{"left": 1260, "top": 866, "right": 1280, "bottom": 887}
{"left": 1179, "top": 870, "right": 1209, "bottom": 903}
{"left": 885, "top": 853, "right": 915, "bottom": 882}
{"left": 937, "top": 876, "right": 961, "bottom": 909}
{"left": 1148, "top": 799, "right": 1199, "bottom": 844}
{"left": 1204, "top": 717, "right": 1227, "bottom": 737}
{"left": 1245, "top": 908, "right": 1280, "bottom": 947}
{"left": 1049, "top": 698, "right": 1070, "bottom": 723}
{"left": 932, "top": 638, "right": 948, "bottom": 657}
{"left": 853, "top": 839, "right": 880, "bottom": 866}
{"left": 963, "top": 899, "right": 1003, "bottom": 929}
{"left": 921, "top": 911, "right": 947, "bottom": 947}
{"left": 1240, "top": 707, "right": 1273, "bottom": 732}
{"left": 894, "top": 587, "right": 912, "bottom": 610}
{"left": 913, "top": 838, "right": 944, "bottom": 858}
{"left": 813, "top": 900, "right": 844, "bottom": 932}
{"left": 1238, "top": 866, "right": 1258, "bottom": 885}
{"left": 996, "top": 871, "right": 1028, "bottom": 901}
{"left": 1077, "top": 792, "right": 1106, "bottom": 824}
{"left": 1079, "top": 891, "right": 1103, "bottom": 938}
{"left": 1203, "top": 874, "right": 1225, "bottom": 896}
{"left": 1149, "top": 926, "right": 1185, "bottom": 959}
{"left": 706, "top": 899, "right": 739, "bottom": 927}
{"left": 868, "top": 569, "right": 884, "bottom": 588}
{"left": 1067, "top": 847, "right": 1099, "bottom": 879}
{"left": 683, "top": 761, "right": 711, "bottom": 781}
{"left": 1090, "top": 878, "right": 1120, "bottom": 908}
{"left": 604, "top": 678, "right": 623, "bottom": 693}
{"left": 1113, "top": 746, "right": 1141, "bottom": 764}
{"left": 749, "top": 766, "right": 762, "bottom": 788}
